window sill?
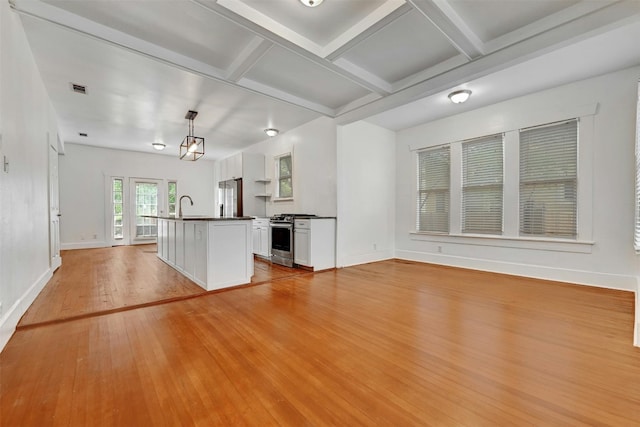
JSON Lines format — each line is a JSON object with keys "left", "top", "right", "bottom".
{"left": 273, "top": 197, "right": 293, "bottom": 202}
{"left": 409, "top": 231, "right": 594, "bottom": 254}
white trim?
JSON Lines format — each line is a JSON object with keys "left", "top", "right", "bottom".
{"left": 409, "top": 232, "right": 593, "bottom": 253}
{"left": 0, "top": 268, "right": 53, "bottom": 352}
{"left": 61, "top": 241, "right": 108, "bottom": 250}
{"left": 396, "top": 249, "right": 636, "bottom": 292}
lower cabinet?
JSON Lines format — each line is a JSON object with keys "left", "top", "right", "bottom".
{"left": 156, "top": 218, "right": 253, "bottom": 291}
{"left": 294, "top": 228, "right": 310, "bottom": 266}
{"left": 252, "top": 218, "right": 270, "bottom": 258}
{"left": 294, "top": 218, "right": 335, "bottom": 270}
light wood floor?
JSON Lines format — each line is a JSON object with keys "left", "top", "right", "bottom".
{"left": 2, "top": 252, "right": 639, "bottom": 426}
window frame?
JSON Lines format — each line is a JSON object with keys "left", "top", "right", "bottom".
{"left": 411, "top": 108, "right": 595, "bottom": 251}
{"left": 416, "top": 146, "right": 450, "bottom": 233}
{"left": 274, "top": 153, "right": 293, "bottom": 201}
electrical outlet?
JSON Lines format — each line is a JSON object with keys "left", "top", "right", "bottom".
{"left": 437, "top": 246, "right": 442, "bottom": 253}
{"left": 373, "top": 243, "right": 377, "bottom": 250}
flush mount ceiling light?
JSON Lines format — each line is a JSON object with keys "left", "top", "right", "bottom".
{"left": 179, "top": 110, "right": 205, "bottom": 161}
{"left": 264, "top": 128, "right": 279, "bottom": 137}
{"left": 300, "top": 0, "right": 323, "bottom": 7}
{"left": 448, "top": 89, "right": 472, "bottom": 104}
{"left": 152, "top": 142, "right": 166, "bottom": 151}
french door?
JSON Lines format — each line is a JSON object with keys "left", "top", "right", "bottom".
{"left": 129, "top": 178, "right": 164, "bottom": 243}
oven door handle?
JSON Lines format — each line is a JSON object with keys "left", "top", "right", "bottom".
{"left": 270, "top": 223, "right": 292, "bottom": 228}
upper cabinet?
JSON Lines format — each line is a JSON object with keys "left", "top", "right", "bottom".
{"left": 219, "top": 153, "right": 243, "bottom": 181}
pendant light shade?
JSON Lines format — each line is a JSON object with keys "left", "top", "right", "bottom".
{"left": 179, "top": 110, "right": 204, "bottom": 161}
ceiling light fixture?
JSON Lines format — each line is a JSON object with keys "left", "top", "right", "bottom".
{"left": 300, "top": 0, "right": 323, "bottom": 7}
{"left": 448, "top": 89, "right": 472, "bottom": 104}
{"left": 152, "top": 142, "right": 166, "bottom": 151}
{"left": 179, "top": 110, "right": 205, "bottom": 161}
{"left": 264, "top": 128, "right": 279, "bottom": 137}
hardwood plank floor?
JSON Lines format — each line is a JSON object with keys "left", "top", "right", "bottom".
{"left": 2, "top": 257, "right": 639, "bottom": 425}
{"left": 18, "top": 246, "right": 303, "bottom": 327}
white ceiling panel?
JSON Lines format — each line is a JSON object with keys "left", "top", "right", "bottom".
{"left": 42, "top": 0, "right": 255, "bottom": 71}
{"left": 11, "top": 0, "right": 640, "bottom": 158}
{"left": 448, "top": 0, "right": 581, "bottom": 43}
{"left": 243, "top": 45, "right": 372, "bottom": 109}
{"left": 237, "top": 0, "right": 389, "bottom": 46}
{"left": 340, "top": 9, "right": 461, "bottom": 84}
{"left": 21, "top": 14, "right": 320, "bottom": 159}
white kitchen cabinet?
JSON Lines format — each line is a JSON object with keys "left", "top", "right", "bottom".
{"left": 252, "top": 218, "right": 270, "bottom": 258}
{"left": 294, "top": 218, "right": 335, "bottom": 270}
{"left": 157, "top": 218, "right": 253, "bottom": 290}
{"left": 294, "top": 227, "right": 310, "bottom": 266}
{"left": 194, "top": 222, "right": 207, "bottom": 284}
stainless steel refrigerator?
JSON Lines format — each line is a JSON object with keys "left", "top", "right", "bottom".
{"left": 218, "top": 178, "right": 243, "bottom": 217}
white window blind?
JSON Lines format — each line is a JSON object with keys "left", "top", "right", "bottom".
{"left": 634, "top": 82, "right": 640, "bottom": 251}
{"left": 417, "top": 146, "right": 450, "bottom": 232}
{"left": 519, "top": 119, "right": 577, "bottom": 238}
{"left": 462, "top": 134, "right": 503, "bottom": 234}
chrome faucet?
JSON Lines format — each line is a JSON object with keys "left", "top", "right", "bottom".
{"left": 178, "top": 195, "right": 193, "bottom": 218}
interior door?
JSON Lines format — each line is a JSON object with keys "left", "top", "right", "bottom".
{"left": 129, "top": 178, "right": 164, "bottom": 243}
{"left": 49, "top": 140, "right": 61, "bottom": 270}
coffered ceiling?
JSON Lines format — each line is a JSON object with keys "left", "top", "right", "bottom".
{"left": 11, "top": 0, "right": 640, "bottom": 159}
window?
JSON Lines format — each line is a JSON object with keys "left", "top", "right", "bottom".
{"left": 462, "top": 134, "right": 503, "bottom": 234}
{"left": 276, "top": 153, "right": 293, "bottom": 199}
{"left": 112, "top": 178, "right": 124, "bottom": 239}
{"left": 134, "top": 182, "right": 158, "bottom": 238}
{"left": 417, "top": 146, "right": 450, "bottom": 233}
{"left": 168, "top": 181, "right": 177, "bottom": 217}
{"left": 519, "top": 119, "right": 577, "bottom": 238}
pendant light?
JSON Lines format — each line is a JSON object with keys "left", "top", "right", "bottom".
{"left": 179, "top": 110, "right": 205, "bottom": 161}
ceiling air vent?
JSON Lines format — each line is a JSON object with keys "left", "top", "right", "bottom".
{"left": 79, "top": 132, "right": 88, "bottom": 137}
{"left": 70, "top": 83, "right": 87, "bottom": 94}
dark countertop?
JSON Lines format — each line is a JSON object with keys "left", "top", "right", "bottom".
{"left": 144, "top": 216, "right": 253, "bottom": 221}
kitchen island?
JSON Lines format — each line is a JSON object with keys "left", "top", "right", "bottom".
{"left": 155, "top": 216, "right": 254, "bottom": 291}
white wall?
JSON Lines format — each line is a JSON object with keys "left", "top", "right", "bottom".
{"left": 242, "top": 116, "right": 337, "bottom": 218}
{"left": 336, "top": 121, "right": 396, "bottom": 267}
{"left": 59, "top": 143, "right": 216, "bottom": 249}
{"left": 396, "top": 66, "right": 640, "bottom": 291}
{"left": 0, "top": 3, "right": 60, "bottom": 350}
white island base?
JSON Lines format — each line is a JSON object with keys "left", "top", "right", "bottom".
{"left": 156, "top": 218, "right": 254, "bottom": 291}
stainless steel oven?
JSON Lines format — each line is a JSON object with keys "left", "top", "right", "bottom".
{"left": 270, "top": 214, "right": 317, "bottom": 267}
{"left": 270, "top": 218, "right": 294, "bottom": 267}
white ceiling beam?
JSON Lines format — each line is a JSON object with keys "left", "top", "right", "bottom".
{"left": 392, "top": 53, "right": 468, "bottom": 91}
{"left": 226, "top": 36, "right": 273, "bottom": 82}
{"left": 332, "top": 58, "right": 393, "bottom": 94}
{"left": 11, "top": 0, "right": 332, "bottom": 116}
{"left": 324, "top": 1, "right": 411, "bottom": 61}
{"left": 236, "top": 78, "right": 335, "bottom": 117}
{"left": 336, "top": 0, "right": 640, "bottom": 125}
{"left": 190, "top": 0, "right": 391, "bottom": 96}
{"left": 408, "top": 0, "right": 485, "bottom": 59}
{"left": 484, "top": 0, "right": 618, "bottom": 53}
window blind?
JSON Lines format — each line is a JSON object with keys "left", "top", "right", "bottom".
{"left": 519, "top": 119, "right": 577, "bottom": 238}
{"left": 634, "top": 83, "right": 640, "bottom": 251}
{"left": 462, "top": 134, "right": 503, "bottom": 234}
{"left": 416, "top": 146, "right": 450, "bottom": 232}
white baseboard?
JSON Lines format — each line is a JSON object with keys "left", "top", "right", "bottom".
{"left": 0, "top": 268, "right": 53, "bottom": 352}
{"left": 395, "top": 250, "right": 637, "bottom": 292}
{"left": 338, "top": 249, "right": 394, "bottom": 268}
{"left": 61, "top": 241, "right": 107, "bottom": 250}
